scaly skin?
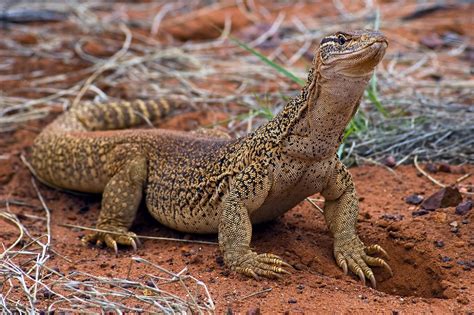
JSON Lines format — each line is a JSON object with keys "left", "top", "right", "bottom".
{"left": 30, "top": 30, "right": 392, "bottom": 287}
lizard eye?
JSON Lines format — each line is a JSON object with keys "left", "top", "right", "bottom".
{"left": 337, "top": 35, "right": 346, "bottom": 45}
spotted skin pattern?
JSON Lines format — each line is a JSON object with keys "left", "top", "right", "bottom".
{"left": 30, "top": 30, "right": 392, "bottom": 287}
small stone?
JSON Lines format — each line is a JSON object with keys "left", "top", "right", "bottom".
{"left": 421, "top": 187, "right": 462, "bottom": 210}
{"left": 462, "top": 219, "right": 469, "bottom": 224}
{"left": 449, "top": 221, "right": 458, "bottom": 228}
{"left": 425, "top": 163, "right": 438, "bottom": 173}
{"left": 288, "top": 298, "right": 297, "bottom": 304}
{"left": 215, "top": 256, "right": 225, "bottom": 266}
{"left": 405, "top": 194, "right": 424, "bottom": 205}
{"left": 384, "top": 156, "right": 397, "bottom": 168}
{"left": 454, "top": 241, "right": 465, "bottom": 248}
{"left": 437, "top": 163, "right": 451, "bottom": 173}
{"left": 381, "top": 214, "right": 404, "bottom": 221}
{"left": 455, "top": 201, "right": 472, "bottom": 215}
{"left": 412, "top": 209, "right": 429, "bottom": 217}
{"left": 434, "top": 240, "right": 445, "bottom": 248}
{"left": 293, "top": 263, "right": 306, "bottom": 271}
{"left": 220, "top": 270, "right": 230, "bottom": 277}
{"left": 440, "top": 256, "right": 452, "bottom": 263}
{"left": 246, "top": 308, "right": 261, "bottom": 315}
{"left": 99, "top": 262, "right": 108, "bottom": 268}
{"left": 404, "top": 242, "right": 415, "bottom": 250}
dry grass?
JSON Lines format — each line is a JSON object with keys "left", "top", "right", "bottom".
{"left": 0, "top": 0, "right": 472, "bottom": 312}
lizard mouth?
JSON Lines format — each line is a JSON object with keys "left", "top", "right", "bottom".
{"left": 325, "top": 40, "right": 388, "bottom": 76}
{"left": 330, "top": 40, "right": 388, "bottom": 60}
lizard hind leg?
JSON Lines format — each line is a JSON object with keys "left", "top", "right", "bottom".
{"left": 83, "top": 154, "right": 147, "bottom": 253}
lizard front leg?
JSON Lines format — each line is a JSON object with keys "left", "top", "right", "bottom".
{"left": 83, "top": 152, "right": 147, "bottom": 253}
{"left": 322, "top": 158, "right": 392, "bottom": 287}
{"left": 219, "top": 167, "right": 291, "bottom": 279}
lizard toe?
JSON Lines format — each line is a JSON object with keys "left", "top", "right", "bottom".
{"left": 365, "top": 244, "right": 389, "bottom": 259}
{"left": 334, "top": 236, "right": 392, "bottom": 287}
{"left": 363, "top": 255, "right": 393, "bottom": 277}
{"left": 82, "top": 230, "right": 139, "bottom": 253}
{"left": 232, "top": 251, "right": 291, "bottom": 279}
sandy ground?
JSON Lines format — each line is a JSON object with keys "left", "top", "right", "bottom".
{"left": 0, "top": 0, "right": 473, "bottom": 313}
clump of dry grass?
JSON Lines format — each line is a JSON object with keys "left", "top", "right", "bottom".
{"left": 0, "top": 179, "right": 215, "bottom": 313}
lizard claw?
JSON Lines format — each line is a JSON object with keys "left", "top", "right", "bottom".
{"left": 227, "top": 251, "right": 291, "bottom": 280}
{"left": 83, "top": 229, "right": 139, "bottom": 253}
{"left": 333, "top": 235, "right": 392, "bottom": 288}
{"left": 365, "top": 244, "right": 389, "bottom": 259}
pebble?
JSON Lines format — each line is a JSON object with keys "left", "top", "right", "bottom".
{"left": 381, "top": 214, "right": 404, "bottom": 221}
{"left": 425, "top": 163, "right": 438, "bottom": 173}
{"left": 215, "top": 256, "right": 225, "bottom": 266}
{"left": 412, "top": 209, "right": 429, "bottom": 217}
{"left": 293, "top": 263, "right": 306, "bottom": 271}
{"left": 246, "top": 308, "right": 261, "bottom": 315}
{"left": 454, "top": 241, "right": 465, "bottom": 248}
{"left": 455, "top": 200, "right": 472, "bottom": 215}
{"left": 288, "top": 298, "right": 297, "bottom": 304}
{"left": 404, "top": 242, "right": 415, "bottom": 250}
{"left": 405, "top": 194, "right": 424, "bottom": 205}
{"left": 434, "top": 240, "right": 445, "bottom": 248}
{"left": 449, "top": 221, "right": 458, "bottom": 228}
{"left": 384, "top": 156, "right": 397, "bottom": 168}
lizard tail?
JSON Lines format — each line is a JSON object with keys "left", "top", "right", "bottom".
{"left": 71, "top": 98, "right": 185, "bottom": 131}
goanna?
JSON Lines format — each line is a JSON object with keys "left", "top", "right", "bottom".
{"left": 30, "top": 30, "right": 392, "bottom": 287}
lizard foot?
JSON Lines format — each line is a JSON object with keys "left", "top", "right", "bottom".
{"left": 83, "top": 229, "right": 140, "bottom": 254}
{"left": 333, "top": 235, "right": 392, "bottom": 288}
{"left": 228, "top": 251, "right": 292, "bottom": 280}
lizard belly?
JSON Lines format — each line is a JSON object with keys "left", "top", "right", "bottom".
{"left": 250, "top": 158, "right": 331, "bottom": 224}
{"left": 145, "top": 182, "right": 221, "bottom": 234}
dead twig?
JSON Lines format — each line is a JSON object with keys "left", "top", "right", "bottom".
{"left": 413, "top": 155, "right": 446, "bottom": 188}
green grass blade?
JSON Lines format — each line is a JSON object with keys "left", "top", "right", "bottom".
{"left": 231, "top": 37, "right": 306, "bottom": 87}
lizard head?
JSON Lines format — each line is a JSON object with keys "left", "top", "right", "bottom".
{"left": 317, "top": 30, "right": 388, "bottom": 77}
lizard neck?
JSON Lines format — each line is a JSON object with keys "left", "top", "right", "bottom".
{"left": 290, "top": 71, "right": 371, "bottom": 153}
{"left": 234, "top": 55, "right": 372, "bottom": 162}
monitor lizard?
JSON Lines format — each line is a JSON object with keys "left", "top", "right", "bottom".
{"left": 30, "top": 29, "right": 392, "bottom": 287}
